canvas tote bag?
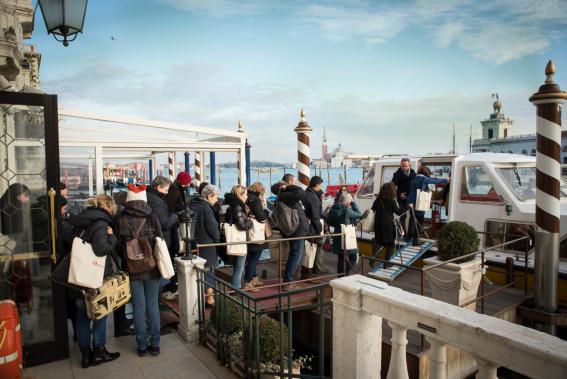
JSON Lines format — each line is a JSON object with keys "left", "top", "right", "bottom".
{"left": 302, "top": 241, "right": 318, "bottom": 268}
{"left": 68, "top": 235, "right": 106, "bottom": 289}
{"left": 224, "top": 223, "right": 248, "bottom": 256}
{"left": 155, "top": 236, "right": 174, "bottom": 279}
{"left": 361, "top": 210, "right": 375, "bottom": 232}
{"left": 341, "top": 224, "right": 358, "bottom": 250}
{"left": 247, "top": 219, "right": 266, "bottom": 244}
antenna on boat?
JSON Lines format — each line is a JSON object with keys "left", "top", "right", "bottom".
{"left": 469, "top": 125, "right": 472, "bottom": 154}
{"left": 452, "top": 124, "right": 456, "bottom": 154}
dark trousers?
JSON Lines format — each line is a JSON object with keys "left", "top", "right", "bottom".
{"left": 163, "top": 227, "right": 180, "bottom": 293}
{"left": 114, "top": 303, "right": 130, "bottom": 333}
{"left": 408, "top": 209, "right": 425, "bottom": 244}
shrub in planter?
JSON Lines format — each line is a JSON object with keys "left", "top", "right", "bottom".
{"left": 210, "top": 297, "right": 244, "bottom": 335}
{"left": 246, "top": 316, "right": 289, "bottom": 364}
{"left": 436, "top": 221, "right": 480, "bottom": 263}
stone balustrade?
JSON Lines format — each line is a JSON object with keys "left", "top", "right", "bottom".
{"left": 331, "top": 275, "right": 567, "bottom": 379}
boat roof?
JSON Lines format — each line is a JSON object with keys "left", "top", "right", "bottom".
{"left": 456, "top": 153, "right": 535, "bottom": 165}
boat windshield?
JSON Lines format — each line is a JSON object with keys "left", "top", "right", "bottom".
{"left": 497, "top": 165, "right": 567, "bottom": 201}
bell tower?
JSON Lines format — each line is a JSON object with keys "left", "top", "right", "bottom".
{"left": 481, "top": 94, "right": 513, "bottom": 140}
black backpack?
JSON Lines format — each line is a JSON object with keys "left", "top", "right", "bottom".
{"left": 273, "top": 200, "right": 300, "bottom": 236}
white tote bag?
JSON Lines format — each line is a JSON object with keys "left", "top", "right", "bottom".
{"left": 247, "top": 219, "right": 266, "bottom": 244}
{"left": 341, "top": 224, "right": 358, "bottom": 250}
{"left": 302, "top": 241, "right": 318, "bottom": 268}
{"left": 155, "top": 237, "right": 174, "bottom": 279}
{"left": 68, "top": 236, "right": 106, "bottom": 289}
{"left": 415, "top": 189, "right": 432, "bottom": 212}
{"left": 224, "top": 223, "right": 248, "bottom": 256}
{"left": 361, "top": 210, "right": 375, "bottom": 232}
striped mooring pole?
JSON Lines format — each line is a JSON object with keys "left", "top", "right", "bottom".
{"left": 194, "top": 151, "right": 202, "bottom": 188}
{"left": 167, "top": 152, "right": 175, "bottom": 183}
{"left": 294, "top": 109, "right": 313, "bottom": 188}
{"left": 529, "top": 60, "right": 567, "bottom": 314}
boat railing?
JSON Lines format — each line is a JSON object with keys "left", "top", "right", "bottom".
{"left": 330, "top": 274, "right": 567, "bottom": 379}
{"left": 361, "top": 231, "right": 531, "bottom": 314}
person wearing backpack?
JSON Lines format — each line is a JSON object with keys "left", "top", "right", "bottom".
{"left": 146, "top": 176, "right": 178, "bottom": 300}
{"left": 68, "top": 195, "right": 120, "bottom": 368}
{"left": 407, "top": 165, "right": 448, "bottom": 245}
{"left": 116, "top": 184, "right": 163, "bottom": 357}
{"left": 327, "top": 192, "right": 362, "bottom": 275}
{"left": 271, "top": 176, "right": 309, "bottom": 291}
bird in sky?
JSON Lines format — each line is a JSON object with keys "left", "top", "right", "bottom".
{"left": 110, "top": 36, "right": 116, "bottom": 41}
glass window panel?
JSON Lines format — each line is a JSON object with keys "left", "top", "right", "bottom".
{"left": 460, "top": 166, "right": 504, "bottom": 203}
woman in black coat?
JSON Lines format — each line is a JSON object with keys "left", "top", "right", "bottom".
{"left": 371, "top": 182, "right": 402, "bottom": 267}
{"left": 225, "top": 185, "right": 253, "bottom": 289}
{"left": 244, "top": 183, "right": 269, "bottom": 290}
{"left": 68, "top": 195, "right": 120, "bottom": 368}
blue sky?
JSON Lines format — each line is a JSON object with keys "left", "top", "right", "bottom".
{"left": 31, "top": 0, "right": 567, "bottom": 162}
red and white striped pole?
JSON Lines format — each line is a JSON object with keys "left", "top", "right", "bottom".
{"left": 294, "top": 109, "right": 313, "bottom": 188}
{"left": 194, "top": 151, "right": 202, "bottom": 188}
{"left": 167, "top": 152, "right": 175, "bottom": 183}
{"left": 529, "top": 60, "right": 567, "bottom": 313}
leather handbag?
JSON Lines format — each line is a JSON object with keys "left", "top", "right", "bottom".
{"left": 68, "top": 235, "right": 106, "bottom": 289}
{"left": 247, "top": 219, "right": 266, "bottom": 244}
{"left": 84, "top": 271, "right": 131, "bottom": 321}
{"left": 223, "top": 223, "right": 248, "bottom": 256}
{"left": 155, "top": 236, "right": 174, "bottom": 279}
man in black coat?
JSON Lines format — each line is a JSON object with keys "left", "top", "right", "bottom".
{"left": 391, "top": 158, "right": 415, "bottom": 235}
{"left": 271, "top": 175, "right": 309, "bottom": 291}
{"left": 302, "top": 176, "right": 327, "bottom": 276}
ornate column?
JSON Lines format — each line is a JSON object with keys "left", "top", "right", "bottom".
{"left": 294, "top": 109, "right": 313, "bottom": 188}
{"left": 427, "top": 337, "right": 447, "bottom": 379}
{"left": 176, "top": 256, "right": 207, "bottom": 343}
{"left": 529, "top": 60, "right": 567, "bottom": 313}
{"left": 387, "top": 322, "right": 410, "bottom": 379}
{"left": 474, "top": 357, "right": 498, "bottom": 379}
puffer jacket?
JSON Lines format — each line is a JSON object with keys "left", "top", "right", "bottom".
{"left": 115, "top": 200, "right": 162, "bottom": 281}
{"left": 246, "top": 190, "right": 268, "bottom": 252}
{"left": 303, "top": 187, "right": 323, "bottom": 236}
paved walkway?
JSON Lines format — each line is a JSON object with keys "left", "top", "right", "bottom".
{"left": 23, "top": 332, "right": 236, "bottom": 379}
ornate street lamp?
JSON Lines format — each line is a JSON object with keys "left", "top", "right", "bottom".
{"left": 38, "top": 0, "right": 88, "bottom": 47}
{"left": 178, "top": 208, "right": 197, "bottom": 260}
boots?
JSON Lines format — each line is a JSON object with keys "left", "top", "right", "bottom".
{"left": 80, "top": 348, "right": 91, "bottom": 369}
{"left": 300, "top": 266, "right": 313, "bottom": 279}
{"left": 90, "top": 346, "right": 120, "bottom": 366}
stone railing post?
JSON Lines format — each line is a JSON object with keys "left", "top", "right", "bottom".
{"left": 474, "top": 357, "right": 498, "bottom": 379}
{"left": 427, "top": 337, "right": 447, "bottom": 379}
{"left": 176, "top": 256, "right": 206, "bottom": 343}
{"left": 331, "top": 276, "right": 384, "bottom": 379}
{"left": 387, "top": 322, "right": 410, "bottom": 379}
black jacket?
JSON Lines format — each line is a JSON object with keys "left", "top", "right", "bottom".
{"left": 165, "top": 181, "right": 187, "bottom": 214}
{"left": 224, "top": 193, "right": 253, "bottom": 232}
{"left": 190, "top": 196, "right": 220, "bottom": 266}
{"left": 272, "top": 184, "right": 309, "bottom": 238}
{"left": 371, "top": 197, "right": 402, "bottom": 247}
{"left": 392, "top": 167, "right": 416, "bottom": 205}
{"left": 147, "top": 187, "right": 178, "bottom": 247}
{"left": 246, "top": 190, "right": 268, "bottom": 252}
{"left": 69, "top": 207, "right": 117, "bottom": 278}
{"left": 303, "top": 187, "right": 323, "bottom": 236}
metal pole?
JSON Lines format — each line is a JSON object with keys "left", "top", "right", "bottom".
{"left": 529, "top": 60, "right": 566, "bottom": 318}
{"left": 209, "top": 152, "right": 216, "bottom": 185}
{"left": 294, "top": 109, "right": 312, "bottom": 188}
{"left": 148, "top": 158, "right": 153, "bottom": 183}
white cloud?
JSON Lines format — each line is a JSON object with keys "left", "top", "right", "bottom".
{"left": 157, "top": 0, "right": 272, "bottom": 17}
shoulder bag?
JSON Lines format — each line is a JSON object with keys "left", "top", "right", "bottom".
{"left": 154, "top": 236, "right": 174, "bottom": 279}
{"left": 68, "top": 232, "right": 106, "bottom": 289}
{"left": 223, "top": 222, "right": 248, "bottom": 256}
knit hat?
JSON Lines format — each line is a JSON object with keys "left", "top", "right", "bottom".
{"left": 126, "top": 184, "right": 147, "bottom": 203}
{"left": 176, "top": 171, "right": 192, "bottom": 186}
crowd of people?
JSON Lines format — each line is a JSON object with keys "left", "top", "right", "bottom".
{"left": 0, "top": 158, "right": 445, "bottom": 369}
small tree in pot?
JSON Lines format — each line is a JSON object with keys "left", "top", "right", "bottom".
{"left": 424, "top": 221, "right": 483, "bottom": 310}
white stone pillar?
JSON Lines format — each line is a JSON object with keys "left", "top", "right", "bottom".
{"left": 475, "top": 357, "right": 498, "bottom": 379}
{"left": 176, "top": 256, "right": 207, "bottom": 343}
{"left": 332, "top": 280, "right": 382, "bottom": 379}
{"left": 427, "top": 337, "right": 447, "bottom": 379}
{"left": 387, "top": 322, "right": 410, "bottom": 379}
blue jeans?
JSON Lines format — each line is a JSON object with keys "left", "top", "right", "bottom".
{"left": 75, "top": 298, "right": 107, "bottom": 350}
{"left": 130, "top": 279, "right": 160, "bottom": 350}
{"left": 284, "top": 239, "right": 304, "bottom": 282}
{"left": 231, "top": 255, "right": 246, "bottom": 289}
{"left": 245, "top": 250, "right": 262, "bottom": 282}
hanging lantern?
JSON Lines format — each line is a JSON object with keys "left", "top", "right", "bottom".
{"left": 38, "top": 0, "right": 88, "bottom": 47}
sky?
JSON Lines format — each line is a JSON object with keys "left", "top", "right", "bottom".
{"left": 30, "top": 0, "right": 567, "bottom": 163}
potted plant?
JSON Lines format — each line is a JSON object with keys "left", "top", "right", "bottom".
{"left": 423, "top": 221, "right": 483, "bottom": 310}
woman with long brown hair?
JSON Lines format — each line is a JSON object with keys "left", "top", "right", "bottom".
{"left": 371, "top": 182, "right": 402, "bottom": 266}
{"left": 244, "top": 182, "right": 269, "bottom": 290}
{"left": 225, "top": 184, "right": 253, "bottom": 289}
